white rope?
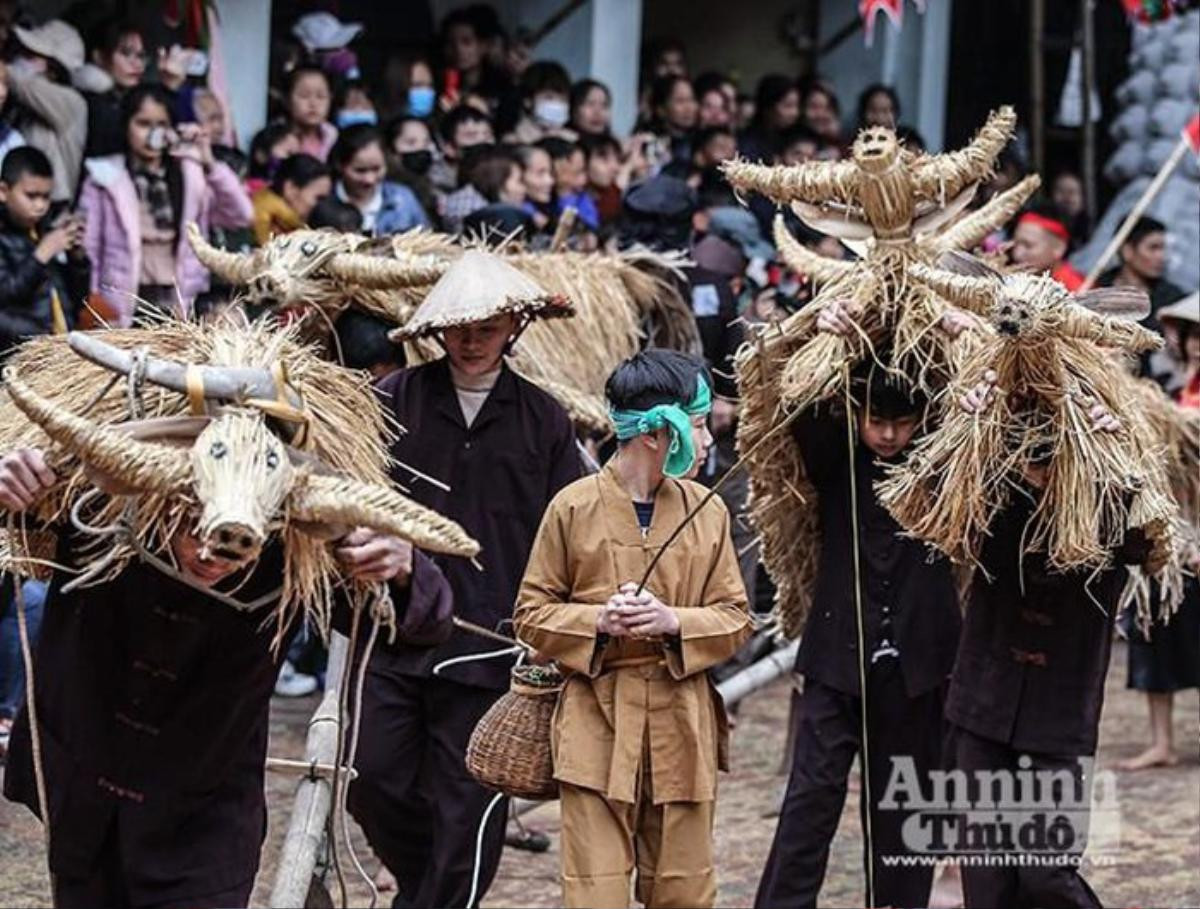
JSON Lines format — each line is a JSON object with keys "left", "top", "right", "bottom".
{"left": 338, "top": 607, "right": 381, "bottom": 908}
{"left": 432, "top": 645, "right": 524, "bottom": 677}
{"left": 466, "top": 792, "right": 506, "bottom": 909}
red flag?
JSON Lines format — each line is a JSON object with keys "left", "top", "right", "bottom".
{"left": 859, "top": 0, "right": 904, "bottom": 46}
{"left": 1184, "top": 113, "right": 1200, "bottom": 157}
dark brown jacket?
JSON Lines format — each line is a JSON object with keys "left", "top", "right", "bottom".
{"left": 795, "top": 412, "right": 962, "bottom": 699}
{"left": 374, "top": 358, "right": 581, "bottom": 690}
{"left": 946, "top": 493, "right": 1140, "bottom": 756}
{"left": 3, "top": 537, "right": 452, "bottom": 903}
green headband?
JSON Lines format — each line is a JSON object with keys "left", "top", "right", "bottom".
{"left": 610, "top": 375, "right": 712, "bottom": 477}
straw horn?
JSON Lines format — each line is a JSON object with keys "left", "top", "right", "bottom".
{"left": 287, "top": 473, "right": 480, "bottom": 558}
{"left": 1057, "top": 305, "right": 1163, "bottom": 354}
{"left": 3, "top": 371, "right": 190, "bottom": 493}
{"left": 721, "top": 156, "right": 851, "bottom": 205}
{"left": 907, "top": 263, "right": 996, "bottom": 313}
{"left": 186, "top": 222, "right": 260, "bottom": 283}
{"left": 68, "top": 332, "right": 292, "bottom": 404}
{"left": 935, "top": 174, "right": 1042, "bottom": 254}
{"left": 325, "top": 252, "right": 448, "bottom": 288}
{"left": 772, "top": 215, "right": 857, "bottom": 285}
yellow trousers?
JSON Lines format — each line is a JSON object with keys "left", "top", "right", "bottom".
{"left": 559, "top": 767, "right": 716, "bottom": 908}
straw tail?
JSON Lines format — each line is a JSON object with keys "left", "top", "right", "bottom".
{"left": 721, "top": 156, "right": 858, "bottom": 206}
{"left": 287, "top": 473, "right": 481, "bottom": 558}
{"left": 935, "top": 174, "right": 1042, "bottom": 254}
{"left": 907, "top": 263, "right": 996, "bottom": 314}
{"left": 186, "top": 222, "right": 260, "bottom": 283}
{"left": 3, "top": 372, "right": 191, "bottom": 494}
{"left": 772, "top": 216, "right": 857, "bottom": 285}
{"left": 325, "top": 252, "right": 448, "bottom": 289}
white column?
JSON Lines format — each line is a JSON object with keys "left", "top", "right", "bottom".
{"left": 215, "top": 0, "right": 272, "bottom": 147}
{"left": 915, "top": 0, "right": 952, "bottom": 152}
{"left": 589, "top": 0, "right": 643, "bottom": 135}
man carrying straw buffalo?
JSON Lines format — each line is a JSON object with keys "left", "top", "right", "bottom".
{"left": 348, "top": 250, "right": 581, "bottom": 908}
{"left": 514, "top": 349, "right": 750, "bottom": 909}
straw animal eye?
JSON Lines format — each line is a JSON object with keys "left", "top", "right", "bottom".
{"left": 210, "top": 441, "right": 227, "bottom": 459}
{"left": 301, "top": 240, "right": 317, "bottom": 256}
{"left": 265, "top": 450, "right": 279, "bottom": 470}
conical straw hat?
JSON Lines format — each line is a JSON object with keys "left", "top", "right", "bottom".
{"left": 389, "top": 249, "right": 572, "bottom": 341}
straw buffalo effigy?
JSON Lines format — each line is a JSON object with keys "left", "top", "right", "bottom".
{"left": 725, "top": 109, "right": 1036, "bottom": 638}
{"left": 878, "top": 259, "right": 1178, "bottom": 629}
{"left": 0, "top": 318, "right": 478, "bottom": 644}
{"left": 187, "top": 226, "right": 700, "bottom": 434}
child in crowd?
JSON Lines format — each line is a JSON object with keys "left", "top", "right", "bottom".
{"left": 308, "top": 194, "right": 363, "bottom": 233}
{"left": 284, "top": 64, "right": 337, "bottom": 160}
{"left": 77, "top": 84, "right": 253, "bottom": 323}
{"left": 540, "top": 137, "right": 598, "bottom": 232}
{"left": 251, "top": 153, "right": 332, "bottom": 244}
{"left": 516, "top": 142, "right": 556, "bottom": 234}
{"left": 516, "top": 349, "right": 751, "bottom": 908}
{"left": 580, "top": 133, "right": 622, "bottom": 232}
{"left": 0, "top": 146, "right": 89, "bottom": 358}
{"left": 246, "top": 123, "right": 301, "bottom": 195}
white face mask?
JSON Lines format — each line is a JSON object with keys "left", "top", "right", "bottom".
{"left": 533, "top": 97, "right": 570, "bottom": 129}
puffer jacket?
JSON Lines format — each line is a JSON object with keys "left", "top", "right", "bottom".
{"left": 0, "top": 209, "right": 90, "bottom": 358}
{"left": 77, "top": 155, "right": 252, "bottom": 325}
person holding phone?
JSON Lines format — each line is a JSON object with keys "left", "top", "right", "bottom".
{"left": 77, "top": 83, "right": 252, "bottom": 324}
{"left": 0, "top": 146, "right": 89, "bottom": 359}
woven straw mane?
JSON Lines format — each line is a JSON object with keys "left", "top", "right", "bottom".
{"left": 0, "top": 317, "right": 474, "bottom": 645}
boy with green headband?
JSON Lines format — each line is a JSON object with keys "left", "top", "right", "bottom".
{"left": 515, "top": 349, "right": 751, "bottom": 909}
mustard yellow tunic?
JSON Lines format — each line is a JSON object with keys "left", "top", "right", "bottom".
{"left": 514, "top": 462, "right": 751, "bottom": 805}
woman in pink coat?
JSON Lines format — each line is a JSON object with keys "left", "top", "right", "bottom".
{"left": 78, "top": 83, "right": 252, "bottom": 325}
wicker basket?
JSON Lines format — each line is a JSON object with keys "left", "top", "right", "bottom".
{"left": 466, "top": 663, "right": 563, "bottom": 800}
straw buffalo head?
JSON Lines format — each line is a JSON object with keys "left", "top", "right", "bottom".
{"left": 908, "top": 258, "right": 1161, "bottom": 354}
{"left": 3, "top": 332, "right": 479, "bottom": 563}
{"left": 852, "top": 126, "right": 902, "bottom": 175}
{"left": 187, "top": 224, "right": 447, "bottom": 312}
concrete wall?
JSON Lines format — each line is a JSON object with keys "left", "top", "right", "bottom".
{"left": 215, "top": 0, "right": 273, "bottom": 145}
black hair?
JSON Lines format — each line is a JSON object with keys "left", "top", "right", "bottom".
{"left": 605, "top": 349, "right": 711, "bottom": 413}
{"left": 384, "top": 115, "right": 431, "bottom": 149}
{"left": 779, "top": 122, "right": 821, "bottom": 151}
{"left": 749, "top": 74, "right": 798, "bottom": 133}
{"left": 520, "top": 61, "right": 571, "bottom": 101}
{"left": 536, "top": 136, "right": 581, "bottom": 163}
{"left": 895, "top": 124, "right": 926, "bottom": 152}
{"left": 88, "top": 19, "right": 142, "bottom": 60}
{"left": 856, "top": 83, "right": 900, "bottom": 128}
{"left": 570, "top": 78, "right": 610, "bottom": 118}
{"left": 692, "top": 71, "right": 731, "bottom": 102}
{"left": 513, "top": 143, "right": 549, "bottom": 170}
{"left": 441, "top": 4, "right": 504, "bottom": 43}
{"left": 695, "top": 124, "right": 735, "bottom": 150}
{"left": 120, "top": 83, "right": 174, "bottom": 146}
{"left": 851, "top": 359, "right": 926, "bottom": 420}
{"left": 271, "top": 153, "right": 330, "bottom": 195}
{"left": 333, "top": 309, "right": 405, "bottom": 372}
{"left": 329, "top": 124, "right": 384, "bottom": 171}
{"left": 438, "top": 104, "right": 492, "bottom": 145}
{"left": 466, "top": 146, "right": 520, "bottom": 202}
{"left": 308, "top": 195, "right": 363, "bottom": 232}
{"left": 285, "top": 63, "right": 331, "bottom": 99}
{"left": 579, "top": 131, "right": 621, "bottom": 159}
{"left": 649, "top": 74, "right": 690, "bottom": 116}
{"left": 335, "top": 78, "right": 375, "bottom": 111}
{"left": 248, "top": 123, "right": 295, "bottom": 179}
{"left": 1, "top": 145, "right": 52, "bottom": 184}
{"left": 1124, "top": 216, "right": 1167, "bottom": 249}
{"left": 641, "top": 36, "right": 686, "bottom": 80}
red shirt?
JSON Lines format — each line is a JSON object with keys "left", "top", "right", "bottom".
{"left": 1052, "top": 261, "right": 1086, "bottom": 292}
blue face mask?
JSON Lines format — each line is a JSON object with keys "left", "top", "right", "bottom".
{"left": 407, "top": 86, "right": 436, "bottom": 119}
{"left": 336, "top": 109, "right": 378, "bottom": 129}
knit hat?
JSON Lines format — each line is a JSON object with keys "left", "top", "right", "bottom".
{"left": 389, "top": 250, "right": 573, "bottom": 341}
{"left": 13, "top": 20, "right": 84, "bottom": 72}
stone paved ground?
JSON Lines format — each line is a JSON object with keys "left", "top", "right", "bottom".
{"left": 2, "top": 641, "right": 1197, "bottom": 907}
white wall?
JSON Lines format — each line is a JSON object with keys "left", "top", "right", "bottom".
{"left": 215, "top": 0, "right": 273, "bottom": 145}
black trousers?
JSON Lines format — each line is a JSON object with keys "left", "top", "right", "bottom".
{"left": 953, "top": 726, "right": 1102, "bottom": 909}
{"left": 54, "top": 821, "right": 253, "bottom": 909}
{"left": 348, "top": 669, "right": 507, "bottom": 909}
{"left": 755, "top": 659, "right": 944, "bottom": 909}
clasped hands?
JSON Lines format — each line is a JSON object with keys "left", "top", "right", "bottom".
{"left": 597, "top": 582, "right": 680, "bottom": 639}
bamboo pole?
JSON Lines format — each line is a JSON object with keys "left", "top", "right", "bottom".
{"left": 716, "top": 640, "right": 801, "bottom": 705}
{"left": 1030, "top": 0, "right": 1046, "bottom": 178}
{"left": 269, "top": 632, "right": 349, "bottom": 909}
{"left": 1081, "top": 0, "right": 1098, "bottom": 222}
{"left": 1081, "top": 136, "right": 1190, "bottom": 290}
